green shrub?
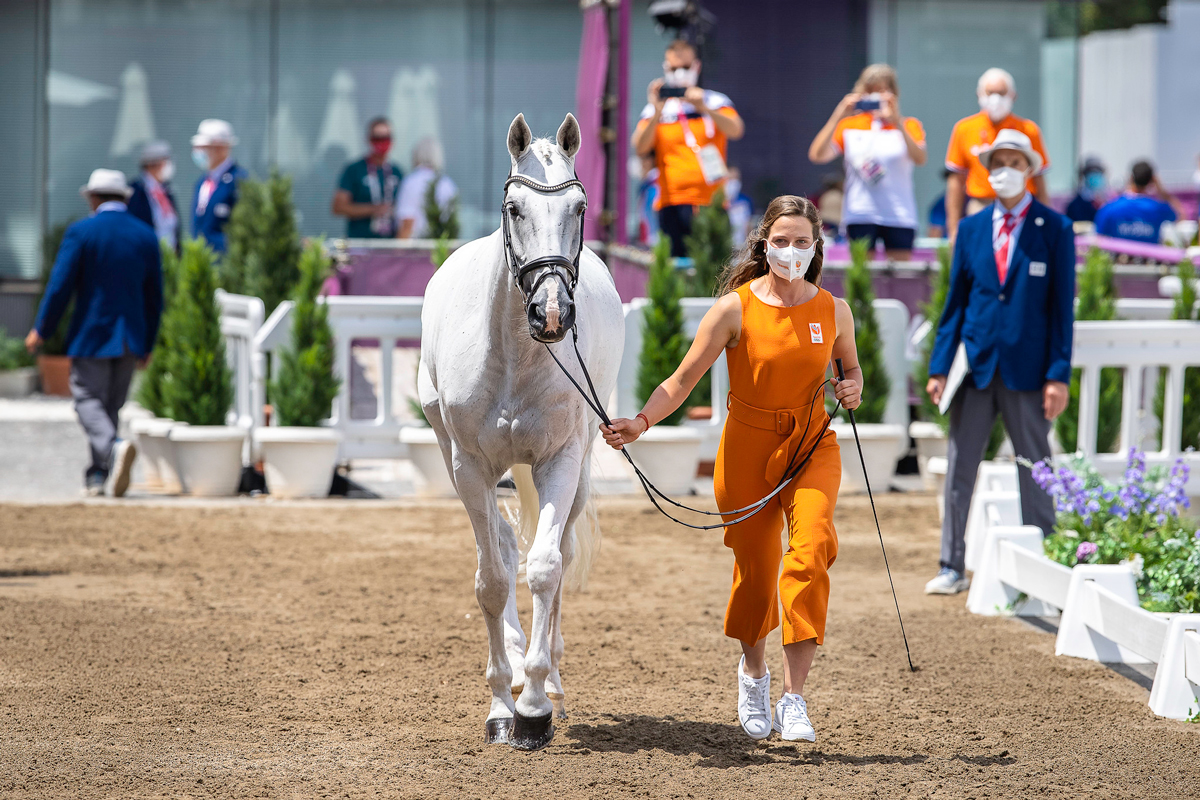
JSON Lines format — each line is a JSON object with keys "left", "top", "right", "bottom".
{"left": 431, "top": 235, "right": 452, "bottom": 269}
{"left": 221, "top": 171, "right": 301, "bottom": 317}
{"left": 684, "top": 188, "right": 732, "bottom": 298}
{"left": 915, "top": 244, "right": 952, "bottom": 430}
{"left": 269, "top": 241, "right": 341, "bottom": 427}
{"left": 135, "top": 240, "right": 181, "bottom": 417}
{"left": 1056, "top": 247, "right": 1121, "bottom": 453}
{"left": 158, "top": 239, "right": 233, "bottom": 425}
{"left": 424, "top": 177, "right": 459, "bottom": 241}
{"left": 636, "top": 236, "right": 689, "bottom": 426}
{"left": 842, "top": 238, "right": 890, "bottom": 423}
{"left": 0, "top": 328, "right": 34, "bottom": 371}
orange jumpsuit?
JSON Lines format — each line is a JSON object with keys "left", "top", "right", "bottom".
{"left": 714, "top": 283, "right": 841, "bottom": 647}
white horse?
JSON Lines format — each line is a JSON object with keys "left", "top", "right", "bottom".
{"left": 418, "top": 113, "right": 624, "bottom": 750}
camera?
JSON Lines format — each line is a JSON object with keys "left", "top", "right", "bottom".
{"left": 648, "top": 0, "right": 716, "bottom": 47}
{"left": 659, "top": 86, "right": 687, "bottom": 99}
{"left": 855, "top": 95, "right": 881, "bottom": 112}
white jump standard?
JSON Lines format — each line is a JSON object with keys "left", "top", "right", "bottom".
{"left": 417, "top": 113, "right": 624, "bottom": 750}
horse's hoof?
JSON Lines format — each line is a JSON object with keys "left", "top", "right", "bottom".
{"left": 509, "top": 711, "right": 555, "bottom": 751}
{"left": 549, "top": 692, "right": 568, "bottom": 720}
{"left": 484, "top": 717, "right": 513, "bottom": 744}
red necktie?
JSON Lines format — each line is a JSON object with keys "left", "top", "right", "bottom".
{"left": 995, "top": 212, "right": 1017, "bottom": 284}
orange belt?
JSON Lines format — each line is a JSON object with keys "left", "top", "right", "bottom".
{"left": 726, "top": 393, "right": 830, "bottom": 485}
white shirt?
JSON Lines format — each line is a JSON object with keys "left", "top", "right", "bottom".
{"left": 94, "top": 201, "right": 128, "bottom": 214}
{"left": 837, "top": 119, "right": 921, "bottom": 229}
{"left": 142, "top": 172, "right": 179, "bottom": 247}
{"left": 196, "top": 156, "right": 233, "bottom": 214}
{"left": 992, "top": 192, "right": 1032, "bottom": 273}
{"left": 395, "top": 166, "right": 458, "bottom": 238}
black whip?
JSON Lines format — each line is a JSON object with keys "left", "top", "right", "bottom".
{"left": 834, "top": 357, "right": 916, "bottom": 673}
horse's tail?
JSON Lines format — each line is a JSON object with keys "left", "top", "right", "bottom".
{"left": 509, "top": 463, "right": 599, "bottom": 592}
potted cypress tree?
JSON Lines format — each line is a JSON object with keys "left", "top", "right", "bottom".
{"left": 162, "top": 239, "right": 244, "bottom": 496}
{"left": 221, "top": 171, "right": 301, "bottom": 317}
{"left": 254, "top": 240, "right": 343, "bottom": 498}
{"left": 0, "top": 327, "right": 36, "bottom": 397}
{"left": 910, "top": 244, "right": 951, "bottom": 490}
{"left": 130, "top": 240, "right": 185, "bottom": 492}
{"left": 831, "top": 238, "right": 904, "bottom": 494}
{"left": 628, "top": 235, "right": 702, "bottom": 495}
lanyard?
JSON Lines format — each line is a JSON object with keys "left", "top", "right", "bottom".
{"left": 670, "top": 99, "right": 716, "bottom": 152}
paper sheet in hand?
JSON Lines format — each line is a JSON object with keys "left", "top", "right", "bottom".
{"left": 938, "top": 343, "right": 969, "bottom": 415}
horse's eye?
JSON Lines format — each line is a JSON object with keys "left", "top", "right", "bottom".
{"left": 505, "top": 202, "right": 519, "bottom": 217}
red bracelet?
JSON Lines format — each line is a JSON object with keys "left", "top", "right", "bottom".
{"left": 636, "top": 413, "right": 651, "bottom": 433}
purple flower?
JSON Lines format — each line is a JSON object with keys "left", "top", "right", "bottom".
{"left": 1076, "top": 541, "right": 1098, "bottom": 562}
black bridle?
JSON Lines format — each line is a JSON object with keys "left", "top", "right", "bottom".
{"left": 501, "top": 173, "right": 587, "bottom": 307}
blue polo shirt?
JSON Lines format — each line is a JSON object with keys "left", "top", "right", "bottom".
{"left": 1093, "top": 193, "right": 1176, "bottom": 244}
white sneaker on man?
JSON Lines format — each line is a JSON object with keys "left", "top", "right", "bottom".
{"left": 925, "top": 567, "right": 970, "bottom": 595}
{"left": 737, "top": 655, "right": 772, "bottom": 740}
{"left": 108, "top": 438, "right": 137, "bottom": 498}
{"left": 773, "top": 692, "right": 816, "bottom": 742}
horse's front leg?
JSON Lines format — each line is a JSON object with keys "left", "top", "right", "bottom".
{"left": 510, "top": 453, "right": 582, "bottom": 750}
{"left": 453, "top": 453, "right": 517, "bottom": 743}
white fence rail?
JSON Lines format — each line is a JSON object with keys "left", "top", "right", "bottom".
{"left": 214, "top": 290, "right": 265, "bottom": 435}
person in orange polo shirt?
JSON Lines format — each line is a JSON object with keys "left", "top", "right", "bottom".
{"left": 632, "top": 39, "right": 744, "bottom": 257}
{"left": 944, "top": 68, "right": 1050, "bottom": 238}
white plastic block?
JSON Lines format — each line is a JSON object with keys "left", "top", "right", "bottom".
{"left": 964, "top": 490, "right": 1021, "bottom": 573}
{"left": 966, "top": 525, "right": 1060, "bottom": 616}
{"left": 1055, "top": 565, "right": 1151, "bottom": 664}
{"left": 1148, "top": 618, "right": 1200, "bottom": 720}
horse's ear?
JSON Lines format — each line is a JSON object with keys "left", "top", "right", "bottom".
{"left": 557, "top": 113, "right": 581, "bottom": 159}
{"left": 507, "top": 114, "right": 532, "bottom": 162}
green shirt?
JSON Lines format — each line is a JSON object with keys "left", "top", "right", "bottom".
{"left": 338, "top": 158, "right": 403, "bottom": 238}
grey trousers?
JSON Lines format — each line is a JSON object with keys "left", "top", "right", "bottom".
{"left": 70, "top": 355, "right": 137, "bottom": 481}
{"left": 940, "top": 380, "right": 1056, "bottom": 574}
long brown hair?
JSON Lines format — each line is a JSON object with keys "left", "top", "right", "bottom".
{"left": 717, "top": 195, "right": 824, "bottom": 296}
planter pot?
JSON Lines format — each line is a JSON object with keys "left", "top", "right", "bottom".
{"left": 0, "top": 367, "right": 37, "bottom": 398}
{"left": 829, "top": 422, "right": 905, "bottom": 496}
{"left": 627, "top": 425, "right": 704, "bottom": 497}
{"left": 168, "top": 425, "right": 245, "bottom": 496}
{"left": 400, "top": 426, "right": 455, "bottom": 496}
{"left": 927, "top": 456, "right": 948, "bottom": 522}
{"left": 37, "top": 354, "right": 71, "bottom": 397}
{"left": 255, "top": 427, "right": 342, "bottom": 498}
{"left": 909, "top": 420, "right": 948, "bottom": 491}
{"left": 129, "top": 417, "right": 165, "bottom": 488}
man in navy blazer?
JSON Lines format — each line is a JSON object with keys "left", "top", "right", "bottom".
{"left": 26, "top": 169, "right": 163, "bottom": 497}
{"left": 190, "top": 119, "right": 246, "bottom": 255}
{"left": 924, "top": 129, "right": 1075, "bottom": 595}
{"left": 127, "top": 140, "right": 179, "bottom": 252}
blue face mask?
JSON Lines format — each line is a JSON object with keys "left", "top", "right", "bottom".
{"left": 1084, "top": 171, "right": 1105, "bottom": 193}
{"left": 192, "top": 148, "right": 210, "bottom": 170}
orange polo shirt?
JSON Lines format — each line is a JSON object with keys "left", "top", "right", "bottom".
{"left": 945, "top": 111, "right": 1050, "bottom": 199}
{"left": 636, "top": 91, "right": 740, "bottom": 208}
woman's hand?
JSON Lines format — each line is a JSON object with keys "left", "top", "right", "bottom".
{"left": 834, "top": 92, "right": 862, "bottom": 121}
{"left": 878, "top": 91, "right": 901, "bottom": 125}
{"left": 834, "top": 376, "right": 862, "bottom": 411}
{"left": 600, "top": 418, "right": 648, "bottom": 450}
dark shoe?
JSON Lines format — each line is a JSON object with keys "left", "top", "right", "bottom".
{"left": 109, "top": 439, "right": 137, "bottom": 498}
{"left": 85, "top": 472, "right": 106, "bottom": 497}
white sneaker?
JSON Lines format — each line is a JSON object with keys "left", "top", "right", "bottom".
{"left": 925, "top": 567, "right": 970, "bottom": 595}
{"left": 737, "top": 655, "right": 771, "bottom": 740}
{"left": 109, "top": 439, "right": 137, "bottom": 498}
{"left": 773, "top": 692, "right": 816, "bottom": 742}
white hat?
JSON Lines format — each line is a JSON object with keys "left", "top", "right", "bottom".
{"left": 978, "top": 129, "right": 1042, "bottom": 174}
{"left": 191, "top": 119, "right": 238, "bottom": 147}
{"left": 79, "top": 168, "right": 132, "bottom": 199}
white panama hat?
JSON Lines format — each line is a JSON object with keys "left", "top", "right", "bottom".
{"left": 79, "top": 168, "right": 133, "bottom": 199}
{"left": 978, "top": 128, "right": 1042, "bottom": 174}
{"left": 191, "top": 118, "right": 238, "bottom": 147}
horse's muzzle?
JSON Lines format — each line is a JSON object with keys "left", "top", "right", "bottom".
{"left": 527, "top": 299, "right": 576, "bottom": 343}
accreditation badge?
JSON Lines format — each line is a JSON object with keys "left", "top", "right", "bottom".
{"left": 809, "top": 323, "right": 823, "bottom": 344}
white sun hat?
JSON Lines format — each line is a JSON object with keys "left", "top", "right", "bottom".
{"left": 978, "top": 128, "right": 1042, "bottom": 174}
{"left": 79, "top": 168, "right": 133, "bottom": 199}
{"left": 191, "top": 118, "right": 239, "bottom": 147}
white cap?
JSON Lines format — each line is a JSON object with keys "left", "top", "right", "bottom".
{"left": 79, "top": 168, "right": 132, "bottom": 199}
{"left": 978, "top": 128, "right": 1042, "bottom": 174}
{"left": 191, "top": 119, "right": 238, "bottom": 147}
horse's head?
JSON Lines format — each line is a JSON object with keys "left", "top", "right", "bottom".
{"left": 503, "top": 113, "right": 585, "bottom": 344}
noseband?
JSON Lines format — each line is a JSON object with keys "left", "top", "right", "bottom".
{"left": 501, "top": 173, "right": 587, "bottom": 306}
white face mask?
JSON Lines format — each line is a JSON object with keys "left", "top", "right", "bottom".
{"left": 979, "top": 92, "right": 1013, "bottom": 122}
{"left": 664, "top": 63, "right": 699, "bottom": 88}
{"left": 988, "top": 166, "right": 1027, "bottom": 199}
{"left": 765, "top": 242, "right": 816, "bottom": 282}
{"left": 158, "top": 160, "right": 175, "bottom": 182}
{"left": 192, "top": 148, "right": 210, "bottom": 170}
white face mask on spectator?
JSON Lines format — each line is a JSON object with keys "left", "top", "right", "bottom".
{"left": 159, "top": 160, "right": 175, "bottom": 182}
{"left": 765, "top": 242, "right": 816, "bottom": 282}
{"left": 979, "top": 92, "right": 1013, "bottom": 122}
{"left": 664, "top": 63, "right": 699, "bottom": 88}
{"left": 988, "top": 166, "right": 1027, "bottom": 199}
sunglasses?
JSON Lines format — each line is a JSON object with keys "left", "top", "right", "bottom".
{"left": 370, "top": 135, "right": 392, "bottom": 143}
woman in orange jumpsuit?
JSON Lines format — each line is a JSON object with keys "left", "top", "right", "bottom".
{"left": 602, "top": 195, "right": 863, "bottom": 744}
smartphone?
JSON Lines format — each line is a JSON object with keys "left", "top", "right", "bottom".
{"left": 855, "top": 97, "right": 881, "bottom": 112}
{"left": 659, "top": 86, "right": 687, "bottom": 99}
